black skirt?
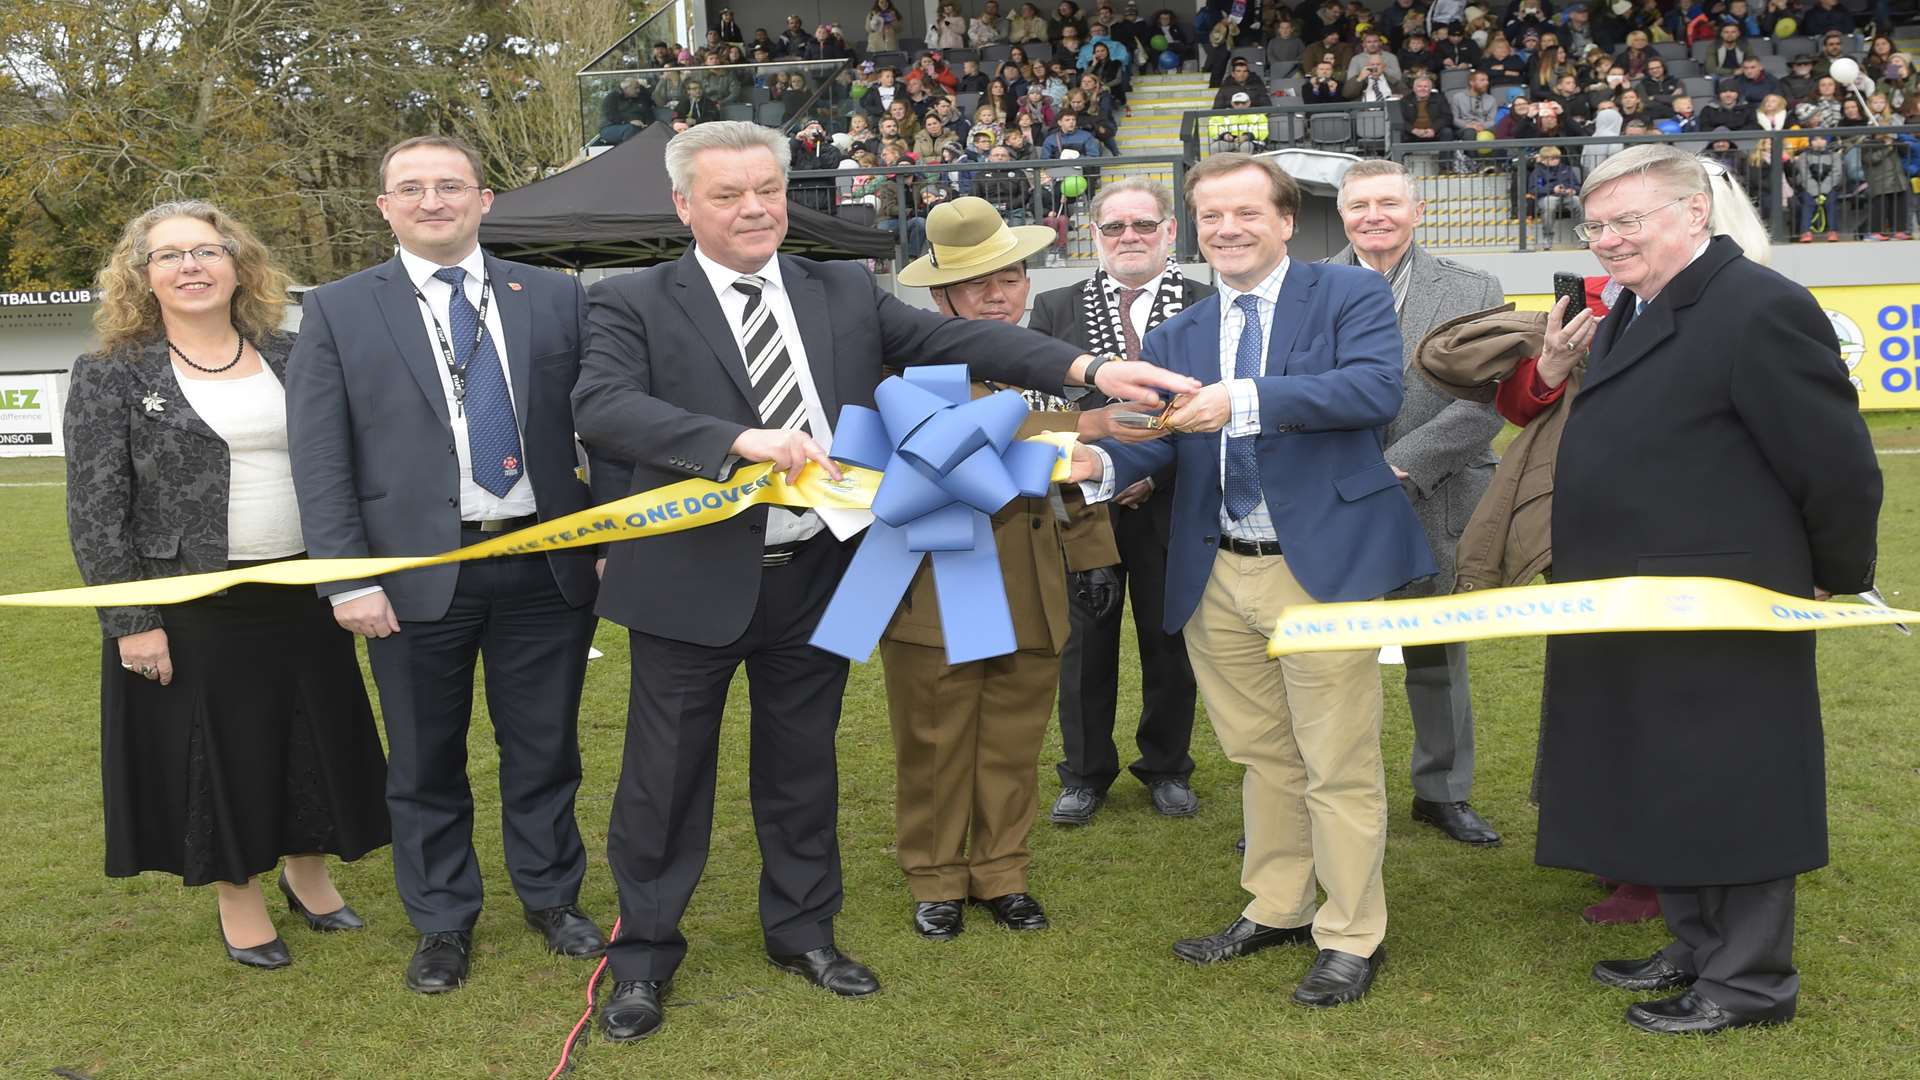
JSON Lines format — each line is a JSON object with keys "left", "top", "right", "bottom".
{"left": 100, "top": 560, "right": 391, "bottom": 886}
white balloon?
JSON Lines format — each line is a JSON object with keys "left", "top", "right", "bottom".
{"left": 1829, "top": 57, "right": 1860, "bottom": 86}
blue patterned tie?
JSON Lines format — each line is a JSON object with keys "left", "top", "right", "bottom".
{"left": 434, "top": 266, "right": 522, "bottom": 498}
{"left": 1223, "top": 293, "right": 1265, "bottom": 521}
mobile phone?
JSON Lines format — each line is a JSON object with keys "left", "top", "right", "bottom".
{"left": 1552, "top": 272, "right": 1585, "bottom": 316}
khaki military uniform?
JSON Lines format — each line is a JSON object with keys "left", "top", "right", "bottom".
{"left": 880, "top": 398, "right": 1118, "bottom": 902}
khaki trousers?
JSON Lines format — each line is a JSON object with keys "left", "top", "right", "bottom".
{"left": 880, "top": 641, "right": 1057, "bottom": 902}
{"left": 1185, "top": 551, "right": 1388, "bottom": 956}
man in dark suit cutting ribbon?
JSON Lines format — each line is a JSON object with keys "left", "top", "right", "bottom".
{"left": 571, "top": 121, "right": 1197, "bottom": 1042}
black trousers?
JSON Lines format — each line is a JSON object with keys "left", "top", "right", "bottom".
{"left": 605, "top": 532, "right": 853, "bottom": 982}
{"left": 365, "top": 545, "right": 595, "bottom": 933}
{"left": 1055, "top": 498, "right": 1196, "bottom": 793}
{"left": 1656, "top": 876, "right": 1799, "bottom": 1017}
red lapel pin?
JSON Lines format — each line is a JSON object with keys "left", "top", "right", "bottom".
{"left": 507, "top": 281, "right": 523, "bottom": 291}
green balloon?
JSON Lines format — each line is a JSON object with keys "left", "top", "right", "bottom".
{"left": 1150, "top": 33, "right": 1169, "bottom": 50}
{"left": 1060, "top": 176, "right": 1088, "bottom": 198}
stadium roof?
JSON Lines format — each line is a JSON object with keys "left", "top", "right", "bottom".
{"left": 479, "top": 125, "right": 893, "bottom": 268}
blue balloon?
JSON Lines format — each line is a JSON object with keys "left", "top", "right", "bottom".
{"left": 1158, "top": 49, "right": 1180, "bottom": 70}
{"left": 1656, "top": 119, "right": 1682, "bottom": 135}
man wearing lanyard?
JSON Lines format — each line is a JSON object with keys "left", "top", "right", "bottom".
{"left": 288, "top": 136, "right": 616, "bottom": 994}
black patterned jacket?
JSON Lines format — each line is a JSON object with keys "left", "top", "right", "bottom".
{"left": 64, "top": 331, "right": 296, "bottom": 638}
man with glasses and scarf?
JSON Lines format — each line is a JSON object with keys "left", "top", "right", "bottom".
{"left": 1030, "top": 178, "right": 1212, "bottom": 828}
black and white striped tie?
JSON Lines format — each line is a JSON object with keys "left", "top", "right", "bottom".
{"left": 732, "top": 276, "right": 810, "bottom": 434}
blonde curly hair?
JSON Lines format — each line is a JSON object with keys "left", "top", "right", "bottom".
{"left": 93, "top": 200, "right": 292, "bottom": 351}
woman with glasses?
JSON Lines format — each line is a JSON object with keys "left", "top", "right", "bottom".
{"left": 63, "top": 201, "right": 390, "bottom": 970}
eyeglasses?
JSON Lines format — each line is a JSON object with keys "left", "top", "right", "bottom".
{"left": 146, "top": 244, "right": 233, "bottom": 269}
{"left": 1095, "top": 217, "right": 1167, "bottom": 237}
{"left": 384, "top": 181, "right": 481, "bottom": 203}
{"left": 1572, "top": 196, "right": 1690, "bottom": 242}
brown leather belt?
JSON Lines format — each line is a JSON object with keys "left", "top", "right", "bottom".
{"left": 462, "top": 514, "right": 538, "bottom": 534}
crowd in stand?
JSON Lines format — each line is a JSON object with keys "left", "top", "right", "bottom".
{"left": 597, "top": 0, "right": 1918, "bottom": 245}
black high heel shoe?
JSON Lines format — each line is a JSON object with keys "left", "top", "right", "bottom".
{"left": 220, "top": 917, "right": 292, "bottom": 970}
{"left": 278, "top": 871, "right": 366, "bottom": 932}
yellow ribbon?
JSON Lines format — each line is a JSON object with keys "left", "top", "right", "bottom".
{"left": 1267, "top": 576, "right": 1920, "bottom": 657}
{"left": 1, "top": 435, "right": 1082, "bottom": 610}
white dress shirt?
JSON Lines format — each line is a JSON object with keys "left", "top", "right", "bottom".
{"left": 694, "top": 246, "right": 868, "bottom": 545}
{"left": 400, "top": 244, "right": 537, "bottom": 520}
{"left": 332, "top": 244, "right": 535, "bottom": 608}
{"left": 1083, "top": 258, "right": 1287, "bottom": 543}
{"left": 1105, "top": 269, "right": 1164, "bottom": 347}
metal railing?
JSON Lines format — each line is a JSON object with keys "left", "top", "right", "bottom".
{"left": 580, "top": 58, "right": 854, "bottom": 148}
{"left": 788, "top": 154, "right": 1188, "bottom": 269}
{"left": 1180, "top": 101, "right": 1396, "bottom": 162}
{"left": 1386, "top": 125, "right": 1920, "bottom": 252}
{"left": 580, "top": 4, "right": 678, "bottom": 73}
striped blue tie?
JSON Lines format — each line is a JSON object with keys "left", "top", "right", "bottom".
{"left": 1223, "top": 293, "right": 1264, "bottom": 521}
{"left": 434, "top": 267, "right": 523, "bottom": 498}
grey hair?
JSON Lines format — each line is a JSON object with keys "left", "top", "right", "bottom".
{"left": 662, "top": 121, "right": 791, "bottom": 196}
{"left": 1087, "top": 177, "right": 1173, "bottom": 222}
{"left": 1580, "top": 142, "right": 1709, "bottom": 206}
{"left": 1336, "top": 158, "right": 1420, "bottom": 208}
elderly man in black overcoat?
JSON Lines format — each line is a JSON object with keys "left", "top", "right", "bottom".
{"left": 1533, "top": 144, "right": 1882, "bottom": 1035}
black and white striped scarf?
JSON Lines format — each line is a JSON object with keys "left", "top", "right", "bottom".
{"left": 1078, "top": 261, "right": 1189, "bottom": 363}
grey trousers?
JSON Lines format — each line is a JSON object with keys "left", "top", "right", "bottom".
{"left": 1404, "top": 641, "right": 1476, "bottom": 803}
{"left": 1656, "top": 877, "right": 1799, "bottom": 1017}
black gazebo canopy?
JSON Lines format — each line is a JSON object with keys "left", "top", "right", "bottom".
{"left": 479, "top": 125, "right": 892, "bottom": 268}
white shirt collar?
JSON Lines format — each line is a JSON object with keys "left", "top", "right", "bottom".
{"left": 1104, "top": 268, "right": 1166, "bottom": 298}
{"left": 1637, "top": 236, "right": 1713, "bottom": 310}
{"left": 400, "top": 243, "right": 486, "bottom": 290}
{"left": 1216, "top": 256, "right": 1290, "bottom": 312}
{"left": 694, "top": 244, "right": 785, "bottom": 298}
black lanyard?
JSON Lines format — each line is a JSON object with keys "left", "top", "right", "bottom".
{"left": 412, "top": 272, "right": 492, "bottom": 417}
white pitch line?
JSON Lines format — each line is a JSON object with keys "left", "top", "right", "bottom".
{"left": 1880, "top": 448, "right": 1920, "bottom": 455}
{"left": 0, "top": 481, "right": 64, "bottom": 487}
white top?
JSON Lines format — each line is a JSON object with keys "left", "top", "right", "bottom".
{"left": 399, "top": 244, "right": 538, "bottom": 521}
{"left": 173, "top": 366, "right": 306, "bottom": 561}
{"left": 692, "top": 245, "right": 870, "bottom": 544}
{"left": 1105, "top": 269, "right": 1165, "bottom": 347}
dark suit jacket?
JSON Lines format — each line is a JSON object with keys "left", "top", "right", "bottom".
{"left": 65, "top": 332, "right": 297, "bottom": 638}
{"left": 571, "top": 251, "right": 1088, "bottom": 647}
{"left": 286, "top": 252, "right": 606, "bottom": 622}
{"left": 1100, "top": 260, "right": 1435, "bottom": 631}
{"left": 1537, "top": 236, "right": 1882, "bottom": 886}
{"left": 1028, "top": 274, "right": 1216, "bottom": 541}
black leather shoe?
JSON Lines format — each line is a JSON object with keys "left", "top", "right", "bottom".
{"left": 1410, "top": 798, "right": 1501, "bottom": 846}
{"left": 1593, "top": 952, "right": 1696, "bottom": 992}
{"left": 405, "top": 930, "right": 471, "bottom": 994}
{"left": 1292, "top": 947, "right": 1385, "bottom": 1007}
{"left": 1149, "top": 779, "right": 1199, "bottom": 817}
{"left": 972, "top": 892, "right": 1050, "bottom": 931}
{"left": 1172, "top": 916, "right": 1312, "bottom": 965}
{"left": 913, "top": 900, "right": 965, "bottom": 940}
{"left": 221, "top": 922, "right": 292, "bottom": 970}
{"left": 277, "top": 871, "right": 365, "bottom": 933}
{"left": 601, "top": 979, "right": 668, "bottom": 1041}
{"left": 768, "top": 946, "right": 881, "bottom": 997}
{"left": 1050, "top": 786, "right": 1105, "bottom": 826}
{"left": 1234, "top": 834, "right": 1246, "bottom": 853}
{"left": 1625, "top": 989, "right": 1792, "bottom": 1034}
{"left": 524, "top": 903, "right": 607, "bottom": 958}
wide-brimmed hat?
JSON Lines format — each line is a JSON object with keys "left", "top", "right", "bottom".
{"left": 895, "top": 196, "right": 1057, "bottom": 287}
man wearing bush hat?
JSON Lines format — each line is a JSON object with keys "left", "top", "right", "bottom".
{"left": 880, "top": 197, "right": 1123, "bottom": 941}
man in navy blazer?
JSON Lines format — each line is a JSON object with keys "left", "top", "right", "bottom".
{"left": 287, "top": 136, "right": 616, "bottom": 994}
{"left": 1068, "top": 154, "right": 1433, "bottom": 1008}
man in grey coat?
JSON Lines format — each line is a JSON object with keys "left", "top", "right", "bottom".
{"left": 1328, "top": 159, "right": 1506, "bottom": 846}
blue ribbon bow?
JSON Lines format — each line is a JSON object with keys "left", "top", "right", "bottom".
{"left": 809, "top": 365, "right": 1064, "bottom": 664}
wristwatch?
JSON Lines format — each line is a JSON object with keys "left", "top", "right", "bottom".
{"left": 1081, "top": 352, "right": 1123, "bottom": 392}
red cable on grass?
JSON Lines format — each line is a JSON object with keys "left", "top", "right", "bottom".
{"left": 548, "top": 916, "right": 620, "bottom": 1079}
